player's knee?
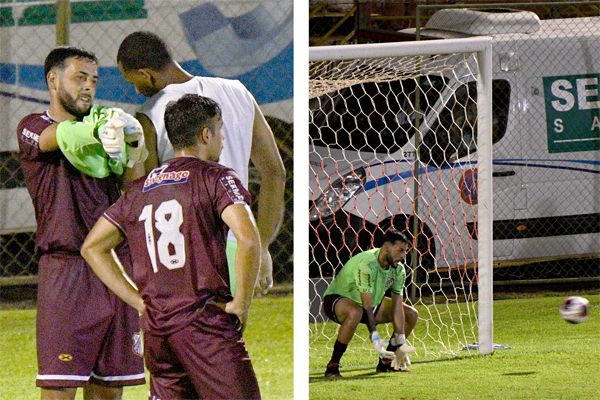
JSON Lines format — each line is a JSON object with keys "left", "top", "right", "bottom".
{"left": 344, "top": 307, "right": 363, "bottom": 325}
{"left": 83, "top": 384, "right": 123, "bottom": 400}
{"left": 406, "top": 306, "right": 419, "bottom": 326}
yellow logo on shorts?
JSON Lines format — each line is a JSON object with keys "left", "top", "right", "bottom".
{"left": 58, "top": 353, "right": 73, "bottom": 362}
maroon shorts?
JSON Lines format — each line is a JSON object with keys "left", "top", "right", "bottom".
{"left": 36, "top": 253, "right": 145, "bottom": 388}
{"left": 144, "top": 303, "right": 261, "bottom": 399}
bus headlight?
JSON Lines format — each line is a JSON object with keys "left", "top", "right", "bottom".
{"left": 310, "top": 168, "right": 366, "bottom": 222}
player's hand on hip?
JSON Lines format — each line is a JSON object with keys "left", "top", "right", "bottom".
{"left": 99, "top": 118, "right": 125, "bottom": 161}
{"left": 255, "top": 249, "right": 274, "bottom": 296}
{"left": 224, "top": 300, "right": 249, "bottom": 333}
{"left": 371, "top": 331, "right": 396, "bottom": 360}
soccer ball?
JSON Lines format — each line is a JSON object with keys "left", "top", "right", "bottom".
{"left": 559, "top": 296, "right": 590, "bottom": 324}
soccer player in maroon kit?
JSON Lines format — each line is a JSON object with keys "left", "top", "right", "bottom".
{"left": 16, "top": 47, "right": 145, "bottom": 399}
{"left": 82, "top": 94, "right": 262, "bottom": 399}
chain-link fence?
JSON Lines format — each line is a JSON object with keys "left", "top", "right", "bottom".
{"left": 0, "top": 0, "right": 293, "bottom": 285}
{"left": 310, "top": 0, "right": 600, "bottom": 45}
{"left": 309, "top": 1, "right": 600, "bottom": 286}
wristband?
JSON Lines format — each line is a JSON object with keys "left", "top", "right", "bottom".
{"left": 391, "top": 333, "right": 406, "bottom": 346}
{"left": 371, "top": 331, "right": 381, "bottom": 342}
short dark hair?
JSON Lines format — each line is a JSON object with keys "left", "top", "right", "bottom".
{"left": 117, "top": 31, "right": 172, "bottom": 71}
{"left": 164, "top": 94, "right": 222, "bottom": 150}
{"left": 44, "top": 46, "right": 97, "bottom": 85}
{"left": 382, "top": 229, "right": 412, "bottom": 246}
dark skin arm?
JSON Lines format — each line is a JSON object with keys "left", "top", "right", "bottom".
{"left": 359, "top": 291, "right": 378, "bottom": 334}
{"left": 391, "top": 292, "right": 406, "bottom": 335}
{"left": 136, "top": 112, "right": 159, "bottom": 173}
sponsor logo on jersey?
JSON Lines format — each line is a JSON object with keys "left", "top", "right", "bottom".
{"left": 58, "top": 353, "right": 73, "bottom": 362}
{"left": 220, "top": 174, "right": 246, "bottom": 203}
{"left": 132, "top": 331, "right": 143, "bottom": 357}
{"left": 143, "top": 164, "right": 190, "bottom": 192}
{"left": 386, "top": 277, "right": 395, "bottom": 288}
{"left": 21, "top": 128, "right": 40, "bottom": 143}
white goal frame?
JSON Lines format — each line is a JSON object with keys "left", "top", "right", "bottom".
{"left": 309, "top": 37, "right": 494, "bottom": 355}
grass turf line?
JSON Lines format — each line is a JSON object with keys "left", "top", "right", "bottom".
{"left": 0, "top": 295, "right": 292, "bottom": 400}
{"left": 310, "top": 293, "right": 600, "bottom": 400}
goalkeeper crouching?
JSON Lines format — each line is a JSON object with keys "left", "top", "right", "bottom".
{"left": 322, "top": 229, "right": 419, "bottom": 378}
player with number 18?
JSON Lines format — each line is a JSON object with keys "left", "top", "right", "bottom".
{"left": 81, "top": 94, "right": 262, "bottom": 399}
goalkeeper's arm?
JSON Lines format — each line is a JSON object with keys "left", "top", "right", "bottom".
{"left": 390, "top": 293, "right": 415, "bottom": 354}
{"left": 360, "top": 292, "right": 395, "bottom": 360}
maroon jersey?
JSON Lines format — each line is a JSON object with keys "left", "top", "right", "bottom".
{"left": 17, "top": 112, "right": 122, "bottom": 255}
{"left": 104, "top": 157, "right": 252, "bottom": 335}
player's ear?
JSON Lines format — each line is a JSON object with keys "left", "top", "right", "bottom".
{"left": 199, "top": 126, "right": 211, "bottom": 145}
{"left": 139, "top": 68, "right": 158, "bottom": 84}
{"left": 47, "top": 71, "right": 58, "bottom": 91}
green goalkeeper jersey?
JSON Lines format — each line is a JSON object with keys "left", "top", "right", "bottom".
{"left": 324, "top": 248, "right": 406, "bottom": 307}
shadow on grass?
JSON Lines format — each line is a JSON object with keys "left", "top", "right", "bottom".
{"left": 502, "top": 371, "right": 537, "bottom": 376}
{"left": 309, "top": 367, "right": 388, "bottom": 383}
{"left": 310, "top": 353, "right": 479, "bottom": 383}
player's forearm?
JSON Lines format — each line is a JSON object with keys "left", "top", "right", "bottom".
{"left": 360, "top": 306, "right": 377, "bottom": 334}
{"left": 233, "top": 237, "right": 261, "bottom": 308}
{"left": 256, "top": 170, "right": 285, "bottom": 246}
{"left": 120, "top": 161, "right": 146, "bottom": 188}
{"left": 82, "top": 250, "right": 144, "bottom": 313}
{"left": 393, "top": 310, "right": 406, "bottom": 335}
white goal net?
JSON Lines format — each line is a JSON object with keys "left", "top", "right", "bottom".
{"left": 309, "top": 38, "right": 493, "bottom": 369}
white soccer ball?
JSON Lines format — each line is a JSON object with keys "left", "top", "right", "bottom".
{"left": 559, "top": 296, "right": 590, "bottom": 324}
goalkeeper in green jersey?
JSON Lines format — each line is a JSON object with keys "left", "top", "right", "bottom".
{"left": 322, "top": 229, "right": 419, "bottom": 378}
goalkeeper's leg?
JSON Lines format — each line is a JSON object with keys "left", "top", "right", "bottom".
{"left": 322, "top": 295, "right": 364, "bottom": 379}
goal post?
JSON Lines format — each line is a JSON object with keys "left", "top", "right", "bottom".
{"left": 309, "top": 37, "right": 494, "bottom": 360}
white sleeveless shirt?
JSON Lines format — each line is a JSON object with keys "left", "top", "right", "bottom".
{"left": 140, "top": 76, "right": 255, "bottom": 188}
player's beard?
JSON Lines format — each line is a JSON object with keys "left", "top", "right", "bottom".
{"left": 58, "top": 86, "right": 91, "bottom": 119}
{"left": 386, "top": 253, "right": 397, "bottom": 268}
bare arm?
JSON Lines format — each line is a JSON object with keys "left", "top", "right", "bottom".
{"left": 81, "top": 217, "right": 145, "bottom": 314}
{"left": 250, "top": 102, "right": 286, "bottom": 247}
{"left": 221, "top": 203, "right": 261, "bottom": 327}
{"left": 136, "top": 112, "right": 159, "bottom": 173}
{"left": 359, "top": 291, "right": 378, "bottom": 334}
{"left": 120, "top": 161, "right": 146, "bottom": 187}
{"left": 250, "top": 102, "right": 286, "bottom": 293}
{"left": 391, "top": 293, "right": 406, "bottom": 335}
{"left": 38, "top": 124, "right": 59, "bottom": 152}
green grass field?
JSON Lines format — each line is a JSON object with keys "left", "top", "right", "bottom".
{"left": 310, "top": 292, "right": 600, "bottom": 400}
{"left": 0, "top": 294, "right": 292, "bottom": 400}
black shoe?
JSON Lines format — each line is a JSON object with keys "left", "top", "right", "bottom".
{"left": 376, "top": 358, "right": 395, "bottom": 373}
{"left": 324, "top": 362, "right": 342, "bottom": 379}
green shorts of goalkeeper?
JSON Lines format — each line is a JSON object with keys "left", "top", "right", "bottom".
{"left": 321, "top": 229, "right": 419, "bottom": 378}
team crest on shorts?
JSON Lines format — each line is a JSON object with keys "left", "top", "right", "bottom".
{"left": 386, "top": 277, "right": 394, "bottom": 288}
{"left": 58, "top": 353, "right": 73, "bottom": 362}
{"left": 132, "top": 331, "right": 144, "bottom": 357}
